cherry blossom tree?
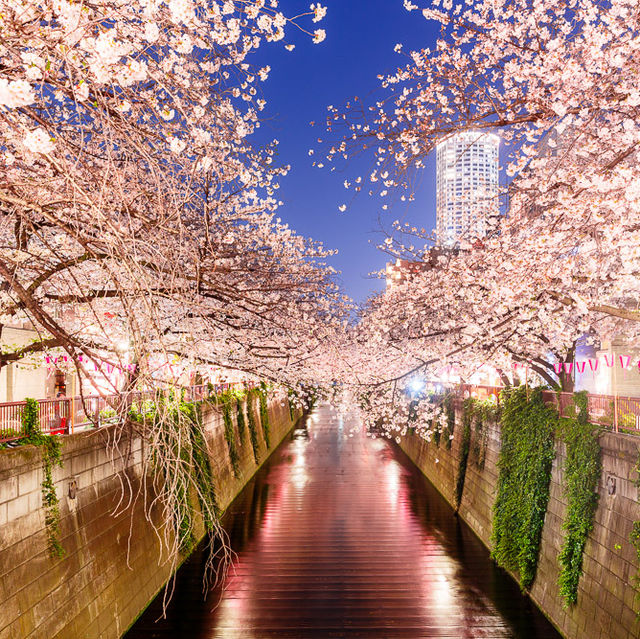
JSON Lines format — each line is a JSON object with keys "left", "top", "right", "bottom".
{"left": 0, "top": 0, "right": 345, "bottom": 586}
{"left": 324, "top": 0, "right": 640, "bottom": 436}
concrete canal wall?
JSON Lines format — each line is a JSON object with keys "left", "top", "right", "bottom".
{"left": 0, "top": 396, "right": 300, "bottom": 639}
{"left": 398, "top": 401, "right": 640, "bottom": 639}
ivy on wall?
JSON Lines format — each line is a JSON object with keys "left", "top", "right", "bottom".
{"left": 444, "top": 395, "right": 456, "bottom": 450}
{"left": 455, "top": 398, "right": 473, "bottom": 511}
{"left": 491, "top": 386, "right": 556, "bottom": 591}
{"left": 220, "top": 397, "right": 240, "bottom": 478}
{"left": 471, "top": 400, "right": 497, "bottom": 470}
{"left": 288, "top": 390, "right": 296, "bottom": 422}
{"left": 156, "top": 400, "right": 197, "bottom": 554}
{"left": 245, "top": 390, "right": 261, "bottom": 464}
{"left": 182, "top": 401, "right": 219, "bottom": 530}
{"left": 258, "top": 383, "right": 271, "bottom": 449}
{"left": 433, "top": 409, "right": 441, "bottom": 447}
{"left": 4, "top": 386, "right": 274, "bottom": 560}
{"left": 557, "top": 391, "right": 602, "bottom": 607}
{"left": 139, "top": 395, "right": 222, "bottom": 555}
{"left": 17, "top": 398, "right": 66, "bottom": 559}
{"left": 454, "top": 398, "right": 498, "bottom": 509}
{"left": 41, "top": 435, "right": 64, "bottom": 559}
{"left": 443, "top": 394, "right": 456, "bottom": 450}
{"left": 144, "top": 386, "right": 274, "bottom": 554}
{"left": 235, "top": 392, "right": 247, "bottom": 441}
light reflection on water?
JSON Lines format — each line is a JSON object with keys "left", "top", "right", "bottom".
{"left": 126, "top": 404, "right": 561, "bottom": 639}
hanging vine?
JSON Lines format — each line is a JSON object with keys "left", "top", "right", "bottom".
{"left": 183, "top": 401, "right": 219, "bottom": 530}
{"left": 235, "top": 391, "right": 247, "bottom": 441}
{"left": 41, "top": 435, "right": 65, "bottom": 559}
{"left": 491, "top": 386, "right": 556, "bottom": 591}
{"left": 455, "top": 398, "right": 474, "bottom": 510}
{"left": 471, "top": 400, "right": 498, "bottom": 469}
{"left": 154, "top": 399, "right": 197, "bottom": 554}
{"left": 433, "top": 408, "right": 441, "bottom": 447}
{"left": 556, "top": 391, "right": 602, "bottom": 607}
{"left": 143, "top": 394, "right": 223, "bottom": 561}
{"left": 258, "top": 383, "right": 271, "bottom": 449}
{"left": 246, "top": 389, "right": 261, "bottom": 463}
{"left": 221, "top": 397, "right": 240, "bottom": 477}
{"left": 443, "top": 394, "right": 456, "bottom": 450}
{"left": 17, "top": 398, "right": 65, "bottom": 559}
{"left": 288, "top": 388, "right": 297, "bottom": 422}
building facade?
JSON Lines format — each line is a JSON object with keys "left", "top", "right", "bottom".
{"left": 436, "top": 131, "right": 499, "bottom": 247}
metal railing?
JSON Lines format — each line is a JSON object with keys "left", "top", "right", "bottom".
{"left": 458, "top": 384, "right": 503, "bottom": 404}
{"left": 456, "top": 384, "right": 640, "bottom": 435}
{"left": 0, "top": 382, "right": 253, "bottom": 444}
{"left": 542, "top": 391, "right": 640, "bottom": 434}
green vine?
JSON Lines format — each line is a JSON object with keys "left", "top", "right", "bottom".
{"left": 471, "top": 400, "right": 497, "bottom": 469}
{"left": 455, "top": 398, "right": 473, "bottom": 510}
{"left": 432, "top": 409, "right": 441, "bottom": 447}
{"left": 41, "top": 436, "right": 64, "bottom": 558}
{"left": 221, "top": 398, "right": 240, "bottom": 477}
{"left": 20, "top": 399, "right": 65, "bottom": 558}
{"left": 246, "top": 389, "right": 261, "bottom": 463}
{"left": 234, "top": 391, "right": 247, "bottom": 441}
{"left": 491, "top": 386, "right": 556, "bottom": 591}
{"left": 443, "top": 394, "right": 456, "bottom": 450}
{"left": 184, "top": 402, "right": 219, "bottom": 530}
{"left": 157, "top": 400, "right": 196, "bottom": 553}
{"left": 288, "top": 388, "right": 297, "bottom": 422}
{"left": 471, "top": 414, "right": 485, "bottom": 467}
{"left": 258, "top": 383, "right": 270, "bottom": 449}
{"left": 150, "top": 397, "right": 220, "bottom": 554}
{"left": 557, "top": 391, "right": 602, "bottom": 607}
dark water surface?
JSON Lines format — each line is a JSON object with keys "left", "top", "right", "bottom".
{"left": 126, "top": 404, "right": 561, "bottom": 638}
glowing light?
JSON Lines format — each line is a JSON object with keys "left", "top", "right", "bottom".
{"left": 409, "top": 377, "right": 425, "bottom": 394}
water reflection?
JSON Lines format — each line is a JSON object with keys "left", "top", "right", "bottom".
{"left": 126, "top": 405, "right": 560, "bottom": 639}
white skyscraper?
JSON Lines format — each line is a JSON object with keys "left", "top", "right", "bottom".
{"left": 436, "top": 131, "right": 499, "bottom": 247}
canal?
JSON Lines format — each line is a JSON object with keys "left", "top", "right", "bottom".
{"left": 126, "top": 404, "right": 561, "bottom": 638}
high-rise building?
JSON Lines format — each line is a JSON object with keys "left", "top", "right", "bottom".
{"left": 436, "top": 131, "right": 499, "bottom": 247}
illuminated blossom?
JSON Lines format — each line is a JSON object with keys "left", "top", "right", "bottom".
{"left": 313, "top": 29, "right": 326, "bottom": 44}
{"left": 311, "top": 3, "right": 327, "bottom": 22}
{"left": 23, "top": 128, "right": 55, "bottom": 153}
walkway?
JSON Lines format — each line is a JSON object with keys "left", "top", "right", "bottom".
{"left": 126, "top": 404, "right": 560, "bottom": 638}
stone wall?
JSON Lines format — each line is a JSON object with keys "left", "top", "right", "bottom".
{"left": 398, "top": 401, "right": 640, "bottom": 639}
{"left": 0, "top": 395, "right": 299, "bottom": 639}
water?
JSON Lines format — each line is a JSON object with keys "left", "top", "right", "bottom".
{"left": 126, "top": 404, "right": 561, "bottom": 638}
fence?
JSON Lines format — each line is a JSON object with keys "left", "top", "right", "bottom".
{"left": 458, "top": 384, "right": 503, "bottom": 404}
{"left": 0, "top": 382, "right": 254, "bottom": 444}
{"left": 542, "top": 391, "right": 640, "bottom": 434}
{"left": 457, "top": 384, "right": 640, "bottom": 434}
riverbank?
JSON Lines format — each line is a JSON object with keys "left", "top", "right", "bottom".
{"left": 0, "top": 395, "right": 300, "bottom": 639}
{"left": 398, "top": 399, "right": 639, "bottom": 639}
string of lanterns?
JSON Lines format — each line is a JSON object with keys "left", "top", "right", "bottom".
{"left": 512, "top": 354, "right": 636, "bottom": 376}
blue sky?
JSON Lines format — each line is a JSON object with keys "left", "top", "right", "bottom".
{"left": 252, "top": 1, "right": 442, "bottom": 304}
